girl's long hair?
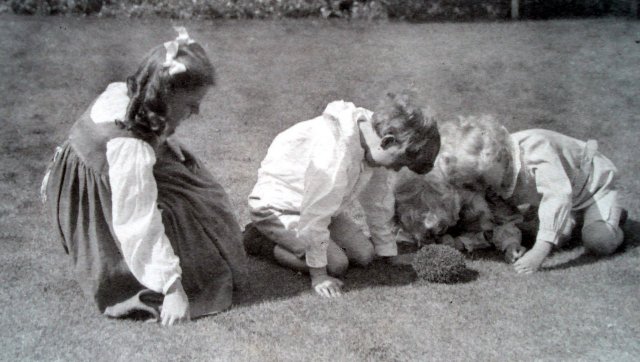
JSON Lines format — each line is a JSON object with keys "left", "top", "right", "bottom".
{"left": 116, "top": 41, "right": 214, "bottom": 141}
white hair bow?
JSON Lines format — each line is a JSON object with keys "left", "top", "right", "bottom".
{"left": 163, "top": 26, "right": 195, "bottom": 76}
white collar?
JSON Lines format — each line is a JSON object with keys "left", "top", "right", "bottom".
{"left": 90, "top": 82, "right": 129, "bottom": 124}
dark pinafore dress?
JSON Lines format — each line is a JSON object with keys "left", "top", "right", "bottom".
{"left": 42, "top": 100, "right": 248, "bottom": 319}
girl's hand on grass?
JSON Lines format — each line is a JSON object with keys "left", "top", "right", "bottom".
{"left": 504, "top": 244, "right": 527, "bottom": 264}
{"left": 161, "top": 280, "right": 190, "bottom": 326}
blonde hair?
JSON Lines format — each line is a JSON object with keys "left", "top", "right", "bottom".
{"left": 394, "top": 167, "right": 497, "bottom": 244}
{"left": 436, "top": 115, "right": 511, "bottom": 189}
{"left": 394, "top": 168, "right": 461, "bottom": 242}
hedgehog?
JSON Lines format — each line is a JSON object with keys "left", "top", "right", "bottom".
{"left": 411, "top": 244, "right": 468, "bottom": 283}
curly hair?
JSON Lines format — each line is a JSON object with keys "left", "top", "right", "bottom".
{"left": 436, "top": 115, "right": 511, "bottom": 189}
{"left": 116, "top": 41, "right": 215, "bottom": 141}
{"left": 394, "top": 166, "right": 497, "bottom": 245}
{"left": 372, "top": 91, "right": 441, "bottom": 174}
{"left": 394, "top": 168, "right": 461, "bottom": 243}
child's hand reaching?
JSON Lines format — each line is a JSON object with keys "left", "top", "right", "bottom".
{"left": 161, "top": 279, "right": 190, "bottom": 326}
{"left": 504, "top": 243, "right": 527, "bottom": 264}
{"left": 310, "top": 267, "right": 343, "bottom": 298}
{"left": 513, "top": 240, "right": 552, "bottom": 274}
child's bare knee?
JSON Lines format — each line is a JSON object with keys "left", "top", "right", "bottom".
{"left": 326, "top": 241, "right": 349, "bottom": 276}
{"left": 327, "top": 258, "right": 349, "bottom": 277}
{"left": 582, "top": 221, "right": 623, "bottom": 255}
{"left": 350, "top": 243, "right": 375, "bottom": 266}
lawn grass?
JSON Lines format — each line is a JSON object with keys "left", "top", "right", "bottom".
{"left": 1, "top": 14, "right": 639, "bottom": 361}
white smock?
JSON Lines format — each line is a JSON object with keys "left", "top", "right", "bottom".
{"left": 249, "top": 101, "right": 397, "bottom": 268}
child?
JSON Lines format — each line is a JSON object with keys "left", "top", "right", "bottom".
{"left": 436, "top": 115, "right": 626, "bottom": 274}
{"left": 41, "top": 28, "right": 248, "bottom": 325}
{"left": 244, "top": 92, "right": 440, "bottom": 298}
{"left": 394, "top": 167, "right": 526, "bottom": 263}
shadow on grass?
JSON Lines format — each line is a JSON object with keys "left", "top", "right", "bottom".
{"left": 541, "top": 218, "right": 639, "bottom": 272}
{"left": 236, "top": 241, "right": 484, "bottom": 306}
{"left": 236, "top": 256, "right": 420, "bottom": 307}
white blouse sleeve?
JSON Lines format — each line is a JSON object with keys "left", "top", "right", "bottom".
{"left": 297, "top": 129, "right": 350, "bottom": 269}
{"left": 106, "top": 137, "right": 182, "bottom": 294}
{"left": 358, "top": 168, "right": 397, "bottom": 257}
{"left": 526, "top": 142, "right": 573, "bottom": 245}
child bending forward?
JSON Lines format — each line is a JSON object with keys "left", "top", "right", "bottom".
{"left": 41, "top": 28, "right": 248, "bottom": 325}
{"left": 437, "top": 116, "right": 626, "bottom": 274}
{"left": 394, "top": 168, "right": 526, "bottom": 263}
{"left": 245, "top": 93, "right": 440, "bottom": 297}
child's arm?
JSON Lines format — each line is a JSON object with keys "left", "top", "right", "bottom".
{"left": 358, "top": 168, "right": 398, "bottom": 258}
{"left": 297, "top": 135, "right": 350, "bottom": 297}
{"left": 161, "top": 278, "right": 190, "bottom": 326}
{"left": 106, "top": 138, "right": 187, "bottom": 316}
{"left": 514, "top": 152, "right": 573, "bottom": 273}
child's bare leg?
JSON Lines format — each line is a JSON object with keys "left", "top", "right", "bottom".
{"left": 329, "top": 213, "right": 375, "bottom": 267}
{"left": 581, "top": 191, "right": 624, "bottom": 255}
{"left": 274, "top": 245, "right": 308, "bottom": 272}
{"left": 274, "top": 241, "right": 349, "bottom": 277}
{"left": 325, "top": 241, "right": 350, "bottom": 276}
{"left": 514, "top": 240, "right": 552, "bottom": 274}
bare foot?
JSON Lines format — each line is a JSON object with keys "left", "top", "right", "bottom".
{"left": 514, "top": 241, "right": 552, "bottom": 274}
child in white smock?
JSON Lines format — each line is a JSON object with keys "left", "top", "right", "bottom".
{"left": 245, "top": 92, "right": 440, "bottom": 297}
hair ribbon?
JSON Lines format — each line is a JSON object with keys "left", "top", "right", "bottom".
{"left": 163, "top": 27, "right": 195, "bottom": 75}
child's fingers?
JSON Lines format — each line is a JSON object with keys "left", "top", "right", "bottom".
{"left": 314, "top": 285, "right": 329, "bottom": 298}
{"left": 513, "top": 260, "right": 532, "bottom": 274}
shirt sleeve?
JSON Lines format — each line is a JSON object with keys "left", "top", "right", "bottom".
{"left": 528, "top": 143, "right": 573, "bottom": 245}
{"left": 358, "top": 168, "right": 397, "bottom": 256}
{"left": 297, "top": 131, "right": 350, "bottom": 268}
{"left": 106, "top": 137, "right": 182, "bottom": 294}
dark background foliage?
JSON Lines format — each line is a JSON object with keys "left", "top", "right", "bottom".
{"left": 2, "top": 0, "right": 638, "bottom": 19}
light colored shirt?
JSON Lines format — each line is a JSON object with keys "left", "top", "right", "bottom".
{"left": 250, "top": 101, "right": 397, "bottom": 268}
{"left": 93, "top": 82, "right": 182, "bottom": 294}
{"left": 498, "top": 129, "right": 617, "bottom": 245}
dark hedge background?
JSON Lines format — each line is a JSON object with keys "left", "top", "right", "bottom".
{"left": 2, "top": 0, "right": 638, "bottom": 20}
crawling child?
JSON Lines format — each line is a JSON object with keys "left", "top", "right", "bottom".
{"left": 435, "top": 115, "right": 627, "bottom": 274}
